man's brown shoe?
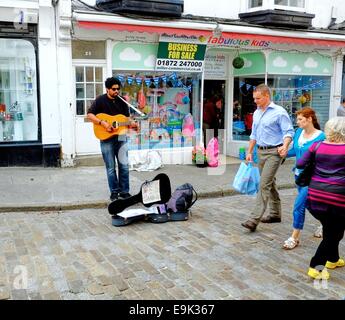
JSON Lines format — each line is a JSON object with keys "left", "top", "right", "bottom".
{"left": 261, "top": 216, "right": 281, "bottom": 223}
{"left": 241, "top": 220, "right": 257, "bottom": 232}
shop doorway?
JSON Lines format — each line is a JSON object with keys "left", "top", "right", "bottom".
{"left": 202, "top": 80, "right": 225, "bottom": 143}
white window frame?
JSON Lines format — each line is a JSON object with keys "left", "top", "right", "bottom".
{"left": 73, "top": 59, "right": 106, "bottom": 117}
{"left": 247, "top": 0, "right": 306, "bottom": 13}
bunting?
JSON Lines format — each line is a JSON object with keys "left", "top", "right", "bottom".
{"left": 239, "top": 80, "right": 324, "bottom": 97}
{"left": 114, "top": 73, "right": 194, "bottom": 91}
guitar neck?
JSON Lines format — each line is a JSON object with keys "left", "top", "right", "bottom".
{"left": 114, "top": 121, "right": 132, "bottom": 127}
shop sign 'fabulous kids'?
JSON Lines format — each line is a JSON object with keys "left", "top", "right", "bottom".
{"left": 208, "top": 35, "right": 271, "bottom": 48}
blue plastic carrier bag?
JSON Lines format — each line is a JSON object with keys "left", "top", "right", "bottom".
{"left": 232, "top": 162, "right": 260, "bottom": 195}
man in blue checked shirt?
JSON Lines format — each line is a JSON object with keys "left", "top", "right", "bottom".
{"left": 241, "top": 84, "right": 294, "bottom": 232}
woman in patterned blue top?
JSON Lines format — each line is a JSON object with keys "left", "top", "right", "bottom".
{"left": 283, "top": 107, "right": 325, "bottom": 250}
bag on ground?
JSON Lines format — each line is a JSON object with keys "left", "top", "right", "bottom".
{"left": 149, "top": 183, "right": 198, "bottom": 223}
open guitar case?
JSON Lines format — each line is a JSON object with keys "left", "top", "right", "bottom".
{"left": 108, "top": 173, "right": 190, "bottom": 226}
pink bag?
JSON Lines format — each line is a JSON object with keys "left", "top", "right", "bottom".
{"left": 206, "top": 137, "right": 219, "bottom": 167}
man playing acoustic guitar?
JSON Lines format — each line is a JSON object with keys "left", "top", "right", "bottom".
{"left": 87, "top": 77, "right": 137, "bottom": 201}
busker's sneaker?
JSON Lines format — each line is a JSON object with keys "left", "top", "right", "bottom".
{"left": 119, "top": 192, "right": 131, "bottom": 199}
{"left": 307, "top": 267, "right": 330, "bottom": 280}
{"left": 325, "top": 258, "right": 345, "bottom": 269}
{"left": 110, "top": 192, "right": 118, "bottom": 201}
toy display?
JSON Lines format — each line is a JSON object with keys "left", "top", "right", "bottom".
{"left": 117, "top": 73, "right": 197, "bottom": 150}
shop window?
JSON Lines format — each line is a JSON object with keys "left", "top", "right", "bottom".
{"left": 233, "top": 76, "right": 265, "bottom": 141}
{"left": 75, "top": 66, "right": 104, "bottom": 115}
{"left": 0, "top": 39, "right": 38, "bottom": 143}
{"left": 232, "top": 75, "right": 331, "bottom": 142}
{"left": 267, "top": 75, "right": 331, "bottom": 129}
{"left": 112, "top": 71, "right": 201, "bottom": 150}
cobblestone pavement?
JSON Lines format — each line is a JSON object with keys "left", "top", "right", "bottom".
{"left": 0, "top": 189, "right": 344, "bottom": 300}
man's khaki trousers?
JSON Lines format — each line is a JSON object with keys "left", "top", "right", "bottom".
{"left": 249, "top": 148, "right": 283, "bottom": 224}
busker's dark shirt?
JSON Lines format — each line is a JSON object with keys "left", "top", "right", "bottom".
{"left": 88, "top": 94, "right": 130, "bottom": 117}
{"left": 88, "top": 94, "right": 130, "bottom": 141}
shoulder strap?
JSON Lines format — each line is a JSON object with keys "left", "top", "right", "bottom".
{"left": 190, "top": 185, "right": 198, "bottom": 207}
{"left": 310, "top": 141, "right": 322, "bottom": 161}
{"left": 313, "top": 141, "right": 322, "bottom": 153}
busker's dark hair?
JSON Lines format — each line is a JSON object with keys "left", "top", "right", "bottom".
{"left": 105, "top": 77, "right": 121, "bottom": 89}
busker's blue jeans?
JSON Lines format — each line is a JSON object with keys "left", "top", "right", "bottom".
{"left": 100, "top": 136, "right": 129, "bottom": 195}
{"left": 292, "top": 176, "right": 308, "bottom": 230}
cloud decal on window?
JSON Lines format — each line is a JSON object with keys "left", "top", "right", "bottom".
{"left": 144, "top": 55, "right": 156, "bottom": 67}
{"left": 273, "top": 56, "right": 287, "bottom": 67}
{"left": 292, "top": 65, "right": 302, "bottom": 73}
{"left": 119, "top": 48, "right": 141, "bottom": 61}
{"left": 304, "top": 57, "right": 318, "bottom": 68}
{"left": 243, "top": 58, "right": 252, "bottom": 68}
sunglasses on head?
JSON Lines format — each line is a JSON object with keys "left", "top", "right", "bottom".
{"left": 110, "top": 87, "right": 120, "bottom": 91}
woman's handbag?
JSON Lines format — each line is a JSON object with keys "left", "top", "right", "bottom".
{"left": 295, "top": 141, "right": 322, "bottom": 187}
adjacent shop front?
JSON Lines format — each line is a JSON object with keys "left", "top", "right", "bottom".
{"left": 0, "top": 2, "right": 60, "bottom": 167}
{"left": 0, "top": 20, "right": 42, "bottom": 165}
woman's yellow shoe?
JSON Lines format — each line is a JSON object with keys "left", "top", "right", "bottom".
{"left": 307, "top": 267, "right": 330, "bottom": 280}
{"left": 325, "top": 258, "right": 345, "bottom": 269}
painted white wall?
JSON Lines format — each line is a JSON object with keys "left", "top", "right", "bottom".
{"left": 83, "top": 0, "right": 345, "bottom": 29}
{"left": 38, "top": 1, "right": 61, "bottom": 146}
{"left": 54, "top": 0, "right": 76, "bottom": 166}
{"left": 184, "top": 0, "right": 241, "bottom": 20}
{"left": 306, "top": 0, "right": 345, "bottom": 28}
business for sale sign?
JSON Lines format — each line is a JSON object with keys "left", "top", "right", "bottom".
{"left": 155, "top": 34, "right": 207, "bottom": 72}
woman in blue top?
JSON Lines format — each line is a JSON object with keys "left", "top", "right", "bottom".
{"left": 283, "top": 107, "right": 325, "bottom": 249}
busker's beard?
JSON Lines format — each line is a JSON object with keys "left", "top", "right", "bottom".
{"left": 107, "top": 90, "right": 118, "bottom": 99}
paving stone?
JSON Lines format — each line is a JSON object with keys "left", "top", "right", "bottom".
{"left": 167, "top": 287, "right": 189, "bottom": 300}
{"left": 87, "top": 283, "right": 105, "bottom": 295}
{"left": 103, "top": 284, "right": 120, "bottom": 297}
{"left": 96, "top": 275, "right": 113, "bottom": 286}
{"left": 68, "top": 280, "right": 84, "bottom": 294}
{"left": 0, "top": 288, "right": 10, "bottom": 300}
{"left": 10, "top": 289, "right": 28, "bottom": 300}
{"left": 41, "top": 292, "right": 61, "bottom": 300}
{"left": 111, "top": 277, "right": 129, "bottom": 292}
{"left": 28, "top": 292, "right": 43, "bottom": 300}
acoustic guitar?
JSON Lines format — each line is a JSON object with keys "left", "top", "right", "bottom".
{"left": 93, "top": 113, "right": 146, "bottom": 140}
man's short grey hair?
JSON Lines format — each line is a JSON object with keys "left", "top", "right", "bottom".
{"left": 325, "top": 116, "right": 345, "bottom": 143}
{"left": 254, "top": 84, "right": 271, "bottom": 98}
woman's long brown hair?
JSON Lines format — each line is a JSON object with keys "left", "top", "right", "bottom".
{"left": 296, "top": 107, "right": 321, "bottom": 130}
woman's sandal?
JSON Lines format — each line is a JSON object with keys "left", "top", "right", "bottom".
{"left": 283, "top": 237, "right": 300, "bottom": 250}
{"left": 314, "top": 225, "right": 323, "bottom": 238}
